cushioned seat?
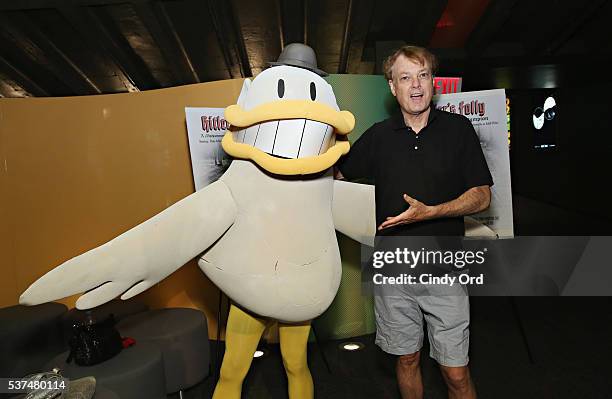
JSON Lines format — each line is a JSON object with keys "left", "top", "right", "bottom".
{"left": 117, "top": 308, "right": 210, "bottom": 393}
{"left": 0, "top": 302, "right": 67, "bottom": 378}
{"left": 45, "top": 342, "right": 166, "bottom": 399}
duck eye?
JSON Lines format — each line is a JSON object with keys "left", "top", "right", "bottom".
{"left": 310, "top": 82, "right": 316, "bottom": 100}
{"left": 278, "top": 79, "right": 285, "bottom": 98}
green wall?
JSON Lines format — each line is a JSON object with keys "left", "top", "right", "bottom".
{"left": 314, "top": 74, "right": 396, "bottom": 340}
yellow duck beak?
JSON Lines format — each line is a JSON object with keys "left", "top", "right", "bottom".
{"left": 225, "top": 100, "right": 355, "bottom": 134}
{"left": 222, "top": 99, "right": 355, "bottom": 175}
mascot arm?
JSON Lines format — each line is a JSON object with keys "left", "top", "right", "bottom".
{"left": 20, "top": 180, "right": 237, "bottom": 309}
{"left": 332, "top": 180, "right": 376, "bottom": 247}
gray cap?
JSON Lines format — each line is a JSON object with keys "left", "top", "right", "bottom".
{"left": 268, "top": 43, "right": 328, "bottom": 76}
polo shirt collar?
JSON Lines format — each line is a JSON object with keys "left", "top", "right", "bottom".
{"left": 392, "top": 105, "right": 439, "bottom": 131}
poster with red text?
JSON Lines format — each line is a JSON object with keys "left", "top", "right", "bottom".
{"left": 185, "top": 107, "right": 231, "bottom": 191}
{"left": 434, "top": 89, "right": 514, "bottom": 238}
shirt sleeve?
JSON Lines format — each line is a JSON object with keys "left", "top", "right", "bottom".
{"left": 459, "top": 117, "right": 494, "bottom": 190}
{"left": 336, "top": 124, "right": 376, "bottom": 181}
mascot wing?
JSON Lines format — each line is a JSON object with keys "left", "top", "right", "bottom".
{"left": 20, "top": 180, "right": 237, "bottom": 309}
{"left": 332, "top": 180, "right": 376, "bottom": 247}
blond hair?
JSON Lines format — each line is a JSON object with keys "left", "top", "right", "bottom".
{"left": 383, "top": 45, "right": 438, "bottom": 81}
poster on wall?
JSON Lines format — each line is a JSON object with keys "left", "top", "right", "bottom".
{"left": 434, "top": 89, "right": 514, "bottom": 238}
{"left": 185, "top": 107, "right": 232, "bottom": 191}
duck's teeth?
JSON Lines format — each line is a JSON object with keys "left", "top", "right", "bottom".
{"left": 298, "top": 120, "right": 332, "bottom": 158}
{"left": 233, "top": 129, "right": 245, "bottom": 143}
{"left": 253, "top": 120, "right": 278, "bottom": 153}
{"left": 271, "top": 119, "right": 307, "bottom": 158}
{"left": 243, "top": 124, "right": 259, "bottom": 146}
{"left": 329, "top": 132, "right": 336, "bottom": 147}
{"left": 242, "top": 119, "right": 335, "bottom": 159}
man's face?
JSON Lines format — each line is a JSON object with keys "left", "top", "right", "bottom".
{"left": 388, "top": 55, "right": 434, "bottom": 116}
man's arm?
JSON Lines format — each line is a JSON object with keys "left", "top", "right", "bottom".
{"left": 378, "top": 185, "right": 491, "bottom": 231}
{"left": 430, "top": 185, "right": 491, "bottom": 218}
{"left": 335, "top": 124, "right": 376, "bottom": 181}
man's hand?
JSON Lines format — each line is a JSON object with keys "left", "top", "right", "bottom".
{"left": 377, "top": 186, "right": 491, "bottom": 231}
{"left": 378, "top": 194, "right": 433, "bottom": 230}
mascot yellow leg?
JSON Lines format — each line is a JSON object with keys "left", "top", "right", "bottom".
{"left": 279, "top": 321, "right": 313, "bottom": 399}
{"left": 212, "top": 304, "right": 313, "bottom": 399}
{"left": 212, "top": 304, "right": 266, "bottom": 399}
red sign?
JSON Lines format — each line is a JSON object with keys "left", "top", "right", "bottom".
{"left": 434, "top": 77, "right": 462, "bottom": 94}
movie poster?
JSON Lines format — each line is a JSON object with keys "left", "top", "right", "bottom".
{"left": 434, "top": 89, "right": 514, "bottom": 238}
{"left": 185, "top": 107, "right": 232, "bottom": 191}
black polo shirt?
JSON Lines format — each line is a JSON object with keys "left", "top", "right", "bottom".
{"left": 337, "top": 107, "right": 493, "bottom": 236}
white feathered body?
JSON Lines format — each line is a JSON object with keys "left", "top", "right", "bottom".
{"left": 198, "top": 160, "right": 342, "bottom": 323}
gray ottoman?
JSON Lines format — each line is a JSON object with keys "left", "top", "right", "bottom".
{"left": 45, "top": 342, "right": 166, "bottom": 399}
{"left": 0, "top": 302, "right": 67, "bottom": 377}
{"left": 117, "top": 308, "right": 210, "bottom": 393}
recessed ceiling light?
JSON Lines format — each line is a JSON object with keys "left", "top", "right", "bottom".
{"left": 339, "top": 342, "right": 365, "bottom": 351}
{"left": 253, "top": 350, "right": 265, "bottom": 358}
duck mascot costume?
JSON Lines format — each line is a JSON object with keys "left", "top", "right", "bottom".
{"left": 20, "top": 43, "right": 376, "bottom": 399}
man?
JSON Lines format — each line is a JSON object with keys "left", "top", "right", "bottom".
{"left": 336, "top": 46, "right": 492, "bottom": 399}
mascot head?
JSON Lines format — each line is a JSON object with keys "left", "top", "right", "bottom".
{"left": 222, "top": 43, "right": 355, "bottom": 175}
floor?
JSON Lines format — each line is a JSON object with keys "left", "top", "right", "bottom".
{"left": 170, "top": 296, "right": 612, "bottom": 399}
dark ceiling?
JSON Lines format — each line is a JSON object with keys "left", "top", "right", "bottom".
{"left": 0, "top": 0, "right": 610, "bottom": 98}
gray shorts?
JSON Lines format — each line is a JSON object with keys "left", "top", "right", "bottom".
{"left": 373, "top": 282, "right": 470, "bottom": 367}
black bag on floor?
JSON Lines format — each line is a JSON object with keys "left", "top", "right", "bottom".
{"left": 66, "top": 311, "right": 122, "bottom": 366}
